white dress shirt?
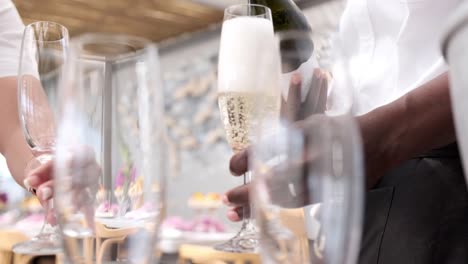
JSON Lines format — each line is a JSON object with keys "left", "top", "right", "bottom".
{"left": 0, "top": 0, "right": 24, "bottom": 78}
{"left": 339, "top": 0, "right": 461, "bottom": 115}
{"left": 303, "top": 0, "right": 463, "bottom": 242}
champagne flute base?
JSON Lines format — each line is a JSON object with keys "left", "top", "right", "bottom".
{"left": 213, "top": 221, "right": 259, "bottom": 253}
{"left": 12, "top": 230, "right": 62, "bottom": 255}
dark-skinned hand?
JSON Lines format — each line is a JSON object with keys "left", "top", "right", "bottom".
{"left": 224, "top": 68, "right": 330, "bottom": 221}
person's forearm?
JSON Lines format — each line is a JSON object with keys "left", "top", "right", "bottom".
{"left": 0, "top": 77, "right": 33, "bottom": 188}
{"left": 359, "top": 72, "right": 455, "bottom": 187}
{"left": 3, "top": 129, "right": 33, "bottom": 188}
{"left": 396, "top": 73, "right": 455, "bottom": 156}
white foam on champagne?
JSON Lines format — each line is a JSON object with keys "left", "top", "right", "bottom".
{"left": 218, "top": 17, "right": 279, "bottom": 94}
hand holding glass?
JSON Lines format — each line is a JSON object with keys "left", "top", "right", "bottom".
{"left": 216, "top": 4, "right": 281, "bottom": 253}
{"left": 54, "top": 34, "right": 166, "bottom": 263}
{"left": 13, "top": 21, "right": 69, "bottom": 255}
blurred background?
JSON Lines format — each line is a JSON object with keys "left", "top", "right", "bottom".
{"left": 2, "top": 0, "right": 344, "bottom": 229}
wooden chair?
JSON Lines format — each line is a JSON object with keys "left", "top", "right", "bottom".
{"left": 279, "top": 208, "right": 307, "bottom": 237}
{"left": 282, "top": 208, "right": 312, "bottom": 262}
{"left": 178, "top": 244, "right": 261, "bottom": 264}
{"left": 179, "top": 208, "right": 310, "bottom": 264}
{"left": 0, "top": 229, "right": 34, "bottom": 264}
{"left": 95, "top": 221, "right": 137, "bottom": 264}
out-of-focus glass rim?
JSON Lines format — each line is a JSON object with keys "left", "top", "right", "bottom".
{"left": 25, "top": 21, "right": 69, "bottom": 43}
{"left": 224, "top": 3, "right": 272, "bottom": 19}
{"left": 69, "top": 33, "right": 157, "bottom": 62}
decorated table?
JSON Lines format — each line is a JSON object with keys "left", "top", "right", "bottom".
{"left": 0, "top": 192, "right": 266, "bottom": 263}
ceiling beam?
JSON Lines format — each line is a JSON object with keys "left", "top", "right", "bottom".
{"left": 13, "top": 0, "right": 223, "bottom": 42}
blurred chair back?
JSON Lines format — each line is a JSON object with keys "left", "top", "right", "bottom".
{"left": 178, "top": 244, "right": 261, "bottom": 264}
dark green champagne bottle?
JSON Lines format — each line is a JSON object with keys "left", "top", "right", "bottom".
{"left": 249, "top": 0, "right": 313, "bottom": 71}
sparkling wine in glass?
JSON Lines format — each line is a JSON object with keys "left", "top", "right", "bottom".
{"left": 13, "top": 21, "right": 69, "bottom": 255}
{"left": 216, "top": 4, "right": 281, "bottom": 253}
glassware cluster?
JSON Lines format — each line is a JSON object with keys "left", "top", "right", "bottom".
{"left": 11, "top": 2, "right": 365, "bottom": 263}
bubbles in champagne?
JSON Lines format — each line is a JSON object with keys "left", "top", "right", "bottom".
{"left": 217, "top": 15, "right": 281, "bottom": 152}
{"left": 218, "top": 91, "right": 279, "bottom": 152}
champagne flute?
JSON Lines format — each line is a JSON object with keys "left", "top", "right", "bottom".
{"left": 252, "top": 31, "right": 363, "bottom": 264}
{"left": 54, "top": 33, "right": 166, "bottom": 264}
{"left": 216, "top": 4, "right": 281, "bottom": 253}
{"left": 252, "top": 119, "right": 363, "bottom": 264}
{"left": 13, "top": 21, "right": 69, "bottom": 255}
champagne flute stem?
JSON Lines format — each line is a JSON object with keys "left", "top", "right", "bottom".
{"left": 35, "top": 156, "right": 55, "bottom": 235}
{"left": 38, "top": 201, "right": 49, "bottom": 234}
{"left": 242, "top": 171, "right": 254, "bottom": 228}
{"left": 37, "top": 199, "right": 55, "bottom": 238}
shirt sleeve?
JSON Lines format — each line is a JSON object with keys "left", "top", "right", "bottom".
{"left": 0, "top": 0, "right": 25, "bottom": 78}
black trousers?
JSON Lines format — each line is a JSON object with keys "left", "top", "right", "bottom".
{"left": 359, "top": 143, "right": 468, "bottom": 264}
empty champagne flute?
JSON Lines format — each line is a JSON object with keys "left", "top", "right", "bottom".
{"left": 252, "top": 118, "right": 363, "bottom": 264}
{"left": 216, "top": 4, "right": 281, "bottom": 253}
{"left": 13, "top": 21, "right": 69, "bottom": 255}
{"left": 252, "top": 31, "right": 363, "bottom": 264}
{"left": 54, "top": 33, "right": 166, "bottom": 264}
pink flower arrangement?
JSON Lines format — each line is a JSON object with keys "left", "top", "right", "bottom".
{"left": 0, "top": 193, "right": 8, "bottom": 204}
{"left": 115, "top": 165, "right": 137, "bottom": 187}
{"left": 96, "top": 201, "right": 119, "bottom": 214}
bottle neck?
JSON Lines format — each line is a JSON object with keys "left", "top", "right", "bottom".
{"left": 250, "top": 0, "right": 311, "bottom": 32}
{"left": 249, "top": 0, "right": 302, "bottom": 15}
{"left": 251, "top": 0, "right": 314, "bottom": 71}
{"left": 250, "top": 0, "right": 296, "bottom": 7}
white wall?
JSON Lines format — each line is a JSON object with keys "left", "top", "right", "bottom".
{"left": 159, "top": 26, "right": 239, "bottom": 229}
{"left": 160, "top": 27, "right": 221, "bottom": 72}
